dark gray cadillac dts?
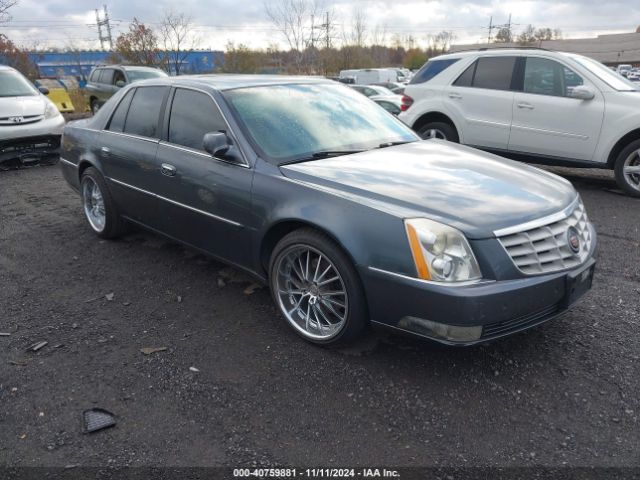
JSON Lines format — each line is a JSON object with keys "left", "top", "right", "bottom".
{"left": 59, "top": 75, "right": 596, "bottom": 346}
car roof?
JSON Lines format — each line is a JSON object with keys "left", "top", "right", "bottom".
{"left": 93, "top": 65, "right": 162, "bottom": 71}
{"left": 130, "top": 74, "right": 332, "bottom": 91}
{"left": 434, "top": 48, "right": 577, "bottom": 60}
{"left": 0, "top": 65, "right": 17, "bottom": 71}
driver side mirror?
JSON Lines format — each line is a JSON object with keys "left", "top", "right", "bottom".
{"left": 115, "top": 80, "right": 126, "bottom": 88}
{"left": 569, "top": 85, "right": 595, "bottom": 100}
{"left": 38, "top": 86, "right": 49, "bottom": 95}
{"left": 203, "top": 132, "right": 243, "bottom": 164}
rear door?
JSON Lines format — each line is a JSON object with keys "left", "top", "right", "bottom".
{"left": 154, "top": 87, "right": 254, "bottom": 266}
{"left": 444, "top": 56, "right": 517, "bottom": 149}
{"left": 508, "top": 56, "right": 605, "bottom": 161}
{"left": 100, "top": 86, "right": 169, "bottom": 225}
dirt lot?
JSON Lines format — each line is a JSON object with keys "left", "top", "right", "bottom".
{"left": 0, "top": 164, "right": 639, "bottom": 471}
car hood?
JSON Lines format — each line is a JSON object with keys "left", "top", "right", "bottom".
{"left": 0, "top": 95, "right": 46, "bottom": 117}
{"left": 280, "top": 141, "right": 577, "bottom": 239}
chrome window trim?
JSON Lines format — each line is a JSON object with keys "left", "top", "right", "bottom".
{"left": 158, "top": 141, "right": 250, "bottom": 169}
{"left": 367, "top": 266, "right": 493, "bottom": 288}
{"left": 59, "top": 157, "right": 77, "bottom": 168}
{"left": 493, "top": 195, "right": 580, "bottom": 238}
{"left": 102, "top": 129, "right": 159, "bottom": 144}
{"left": 165, "top": 85, "right": 250, "bottom": 167}
{"left": 106, "top": 176, "right": 242, "bottom": 227}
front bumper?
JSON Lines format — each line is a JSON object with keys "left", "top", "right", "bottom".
{"left": 0, "top": 116, "right": 65, "bottom": 168}
{"left": 360, "top": 256, "right": 596, "bottom": 346}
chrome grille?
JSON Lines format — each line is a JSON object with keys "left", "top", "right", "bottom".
{"left": 496, "top": 198, "right": 592, "bottom": 275}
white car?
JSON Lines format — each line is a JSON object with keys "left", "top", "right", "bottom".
{"left": 399, "top": 49, "right": 640, "bottom": 196}
{"left": 0, "top": 65, "right": 65, "bottom": 169}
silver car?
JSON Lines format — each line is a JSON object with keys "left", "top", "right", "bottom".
{"left": 0, "top": 65, "right": 65, "bottom": 169}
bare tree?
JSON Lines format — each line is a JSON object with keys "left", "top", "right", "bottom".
{"left": 159, "top": 10, "right": 198, "bottom": 75}
{"left": 264, "top": 0, "right": 320, "bottom": 73}
{"left": 350, "top": 8, "right": 367, "bottom": 47}
{"left": 0, "top": 0, "right": 18, "bottom": 23}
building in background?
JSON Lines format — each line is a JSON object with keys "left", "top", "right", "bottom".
{"left": 28, "top": 50, "right": 225, "bottom": 79}
{"left": 450, "top": 31, "right": 640, "bottom": 66}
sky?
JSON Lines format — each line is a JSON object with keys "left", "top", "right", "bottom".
{"left": 1, "top": 0, "right": 639, "bottom": 51}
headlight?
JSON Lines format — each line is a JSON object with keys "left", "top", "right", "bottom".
{"left": 405, "top": 218, "right": 482, "bottom": 283}
{"left": 44, "top": 101, "right": 61, "bottom": 119}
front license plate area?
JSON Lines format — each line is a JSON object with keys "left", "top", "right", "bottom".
{"left": 565, "top": 260, "right": 595, "bottom": 307}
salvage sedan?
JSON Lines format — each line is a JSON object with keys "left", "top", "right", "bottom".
{"left": 59, "top": 76, "right": 597, "bottom": 345}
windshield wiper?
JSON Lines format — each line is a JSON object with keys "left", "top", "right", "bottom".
{"left": 282, "top": 150, "right": 364, "bottom": 165}
{"left": 377, "top": 141, "right": 414, "bottom": 149}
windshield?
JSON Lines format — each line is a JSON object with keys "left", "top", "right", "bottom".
{"left": 571, "top": 55, "right": 639, "bottom": 91}
{"left": 126, "top": 69, "right": 168, "bottom": 82}
{"left": 223, "top": 83, "right": 418, "bottom": 165}
{"left": 0, "top": 70, "right": 38, "bottom": 97}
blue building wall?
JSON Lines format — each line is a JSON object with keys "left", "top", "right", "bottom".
{"left": 28, "top": 50, "right": 224, "bottom": 79}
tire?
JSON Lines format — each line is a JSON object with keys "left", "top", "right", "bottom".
{"left": 90, "top": 99, "right": 100, "bottom": 115}
{"left": 80, "top": 167, "right": 126, "bottom": 239}
{"left": 417, "top": 121, "right": 459, "bottom": 142}
{"left": 268, "top": 228, "right": 368, "bottom": 345}
{"left": 613, "top": 139, "right": 640, "bottom": 197}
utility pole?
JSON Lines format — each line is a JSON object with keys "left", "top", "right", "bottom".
{"left": 507, "top": 13, "right": 512, "bottom": 42}
{"left": 95, "top": 5, "right": 113, "bottom": 51}
{"left": 487, "top": 16, "right": 493, "bottom": 44}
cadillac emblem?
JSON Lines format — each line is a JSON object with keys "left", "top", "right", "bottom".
{"left": 567, "top": 227, "right": 581, "bottom": 254}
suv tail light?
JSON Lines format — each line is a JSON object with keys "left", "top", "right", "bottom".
{"left": 401, "top": 95, "right": 414, "bottom": 111}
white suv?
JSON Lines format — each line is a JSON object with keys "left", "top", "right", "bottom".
{"left": 399, "top": 49, "right": 640, "bottom": 196}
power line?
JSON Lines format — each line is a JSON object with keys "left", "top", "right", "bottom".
{"left": 95, "top": 5, "right": 113, "bottom": 50}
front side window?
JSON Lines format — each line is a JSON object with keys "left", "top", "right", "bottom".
{"left": 123, "top": 86, "right": 167, "bottom": 138}
{"left": 223, "top": 83, "right": 417, "bottom": 164}
{"left": 523, "top": 57, "right": 584, "bottom": 97}
{"left": 410, "top": 58, "right": 460, "bottom": 85}
{"left": 0, "top": 70, "right": 38, "bottom": 97}
{"left": 113, "top": 70, "right": 126, "bottom": 86}
{"left": 98, "top": 69, "right": 114, "bottom": 85}
{"left": 168, "top": 89, "right": 227, "bottom": 151}
{"left": 472, "top": 56, "right": 516, "bottom": 90}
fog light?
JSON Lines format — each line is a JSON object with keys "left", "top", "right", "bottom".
{"left": 399, "top": 316, "right": 482, "bottom": 343}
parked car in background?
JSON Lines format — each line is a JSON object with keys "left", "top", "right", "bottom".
{"left": 60, "top": 75, "right": 596, "bottom": 346}
{"left": 616, "top": 64, "right": 632, "bottom": 77}
{"left": 0, "top": 65, "right": 65, "bottom": 169}
{"left": 339, "top": 68, "right": 403, "bottom": 84}
{"left": 400, "top": 49, "right": 640, "bottom": 196}
{"left": 350, "top": 84, "right": 398, "bottom": 98}
{"left": 85, "top": 65, "right": 168, "bottom": 114}
{"left": 372, "top": 82, "right": 406, "bottom": 94}
{"left": 372, "top": 96, "right": 402, "bottom": 115}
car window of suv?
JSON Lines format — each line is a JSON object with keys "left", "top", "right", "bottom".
{"left": 123, "top": 86, "right": 167, "bottom": 139}
{"left": 107, "top": 89, "right": 135, "bottom": 133}
{"left": 113, "top": 69, "right": 126, "bottom": 86}
{"left": 523, "top": 57, "right": 584, "bottom": 97}
{"left": 168, "top": 88, "right": 227, "bottom": 151}
{"left": 99, "top": 69, "right": 114, "bottom": 85}
{"left": 89, "top": 70, "right": 99, "bottom": 83}
{"left": 469, "top": 56, "right": 517, "bottom": 90}
{"left": 410, "top": 58, "right": 460, "bottom": 84}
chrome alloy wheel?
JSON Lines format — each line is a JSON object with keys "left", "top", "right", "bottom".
{"left": 274, "top": 245, "right": 348, "bottom": 341}
{"left": 623, "top": 149, "right": 640, "bottom": 192}
{"left": 422, "top": 128, "right": 447, "bottom": 140}
{"left": 82, "top": 176, "right": 106, "bottom": 233}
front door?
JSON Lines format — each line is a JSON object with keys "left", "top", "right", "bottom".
{"left": 509, "top": 56, "right": 605, "bottom": 161}
{"left": 153, "top": 87, "right": 254, "bottom": 267}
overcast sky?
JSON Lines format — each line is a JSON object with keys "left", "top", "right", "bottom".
{"left": 2, "top": 0, "right": 639, "bottom": 50}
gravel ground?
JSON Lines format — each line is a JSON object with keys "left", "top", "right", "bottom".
{"left": 0, "top": 164, "right": 638, "bottom": 470}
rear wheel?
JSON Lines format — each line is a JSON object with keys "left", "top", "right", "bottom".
{"left": 80, "top": 167, "right": 126, "bottom": 238}
{"left": 614, "top": 140, "right": 640, "bottom": 197}
{"left": 90, "top": 99, "right": 100, "bottom": 115}
{"left": 417, "top": 121, "right": 459, "bottom": 142}
{"left": 269, "top": 228, "right": 367, "bottom": 345}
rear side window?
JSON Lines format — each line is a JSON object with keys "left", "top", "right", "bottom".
{"left": 107, "top": 89, "right": 135, "bottom": 133}
{"left": 123, "top": 87, "right": 167, "bottom": 139}
{"left": 98, "top": 69, "right": 114, "bottom": 85}
{"left": 168, "top": 88, "right": 227, "bottom": 151}
{"left": 410, "top": 59, "right": 460, "bottom": 85}
{"left": 471, "top": 57, "right": 517, "bottom": 90}
{"left": 453, "top": 62, "right": 476, "bottom": 87}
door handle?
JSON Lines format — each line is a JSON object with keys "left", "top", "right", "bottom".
{"left": 448, "top": 92, "right": 462, "bottom": 99}
{"left": 517, "top": 102, "right": 534, "bottom": 109}
{"left": 100, "top": 146, "right": 110, "bottom": 155}
{"left": 161, "top": 163, "right": 177, "bottom": 177}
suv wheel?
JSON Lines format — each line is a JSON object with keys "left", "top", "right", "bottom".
{"left": 614, "top": 139, "right": 640, "bottom": 197}
{"left": 417, "top": 122, "right": 459, "bottom": 142}
{"left": 90, "top": 99, "right": 100, "bottom": 115}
